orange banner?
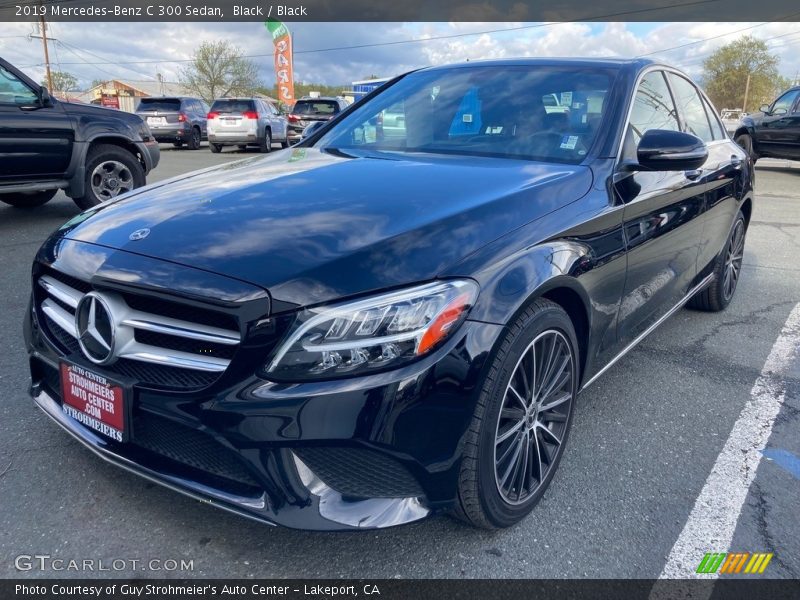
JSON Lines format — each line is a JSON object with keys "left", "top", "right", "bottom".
{"left": 266, "top": 20, "right": 295, "bottom": 105}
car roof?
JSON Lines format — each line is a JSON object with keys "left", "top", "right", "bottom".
{"left": 419, "top": 56, "right": 659, "bottom": 73}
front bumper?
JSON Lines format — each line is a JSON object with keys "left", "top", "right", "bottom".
{"left": 25, "top": 290, "right": 503, "bottom": 530}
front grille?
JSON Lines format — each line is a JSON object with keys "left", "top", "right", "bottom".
{"left": 293, "top": 447, "right": 424, "bottom": 499}
{"left": 132, "top": 413, "right": 260, "bottom": 490}
{"left": 36, "top": 267, "right": 242, "bottom": 391}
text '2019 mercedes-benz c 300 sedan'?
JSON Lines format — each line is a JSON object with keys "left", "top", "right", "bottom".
{"left": 25, "top": 59, "right": 752, "bottom": 530}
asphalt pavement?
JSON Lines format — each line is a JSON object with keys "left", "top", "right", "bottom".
{"left": 0, "top": 146, "right": 798, "bottom": 579}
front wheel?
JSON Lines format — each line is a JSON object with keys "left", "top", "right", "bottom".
{"left": 688, "top": 211, "right": 746, "bottom": 312}
{"left": 73, "top": 144, "right": 145, "bottom": 210}
{"left": 0, "top": 189, "right": 58, "bottom": 208}
{"left": 454, "top": 299, "right": 578, "bottom": 529}
{"left": 209, "top": 143, "right": 222, "bottom": 153}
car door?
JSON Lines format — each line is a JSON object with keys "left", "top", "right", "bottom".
{"left": 268, "top": 101, "right": 287, "bottom": 140}
{"left": 756, "top": 89, "right": 800, "bottom": 158}
{"left": 668, "top": 73, "right": 746, "bottom": 278}
{"left": 0, "top": 58, "right": 74, "bottom": 181}
{"left": 615, "top": 70, "right": 706, "bottom": 342}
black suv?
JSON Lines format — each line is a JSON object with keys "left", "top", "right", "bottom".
{"left": 287, "top": 96, "right": 350, "bottom": 143}
{"left": 0, "top": 57, "right": 159, "bottom": 210}
{"left": 136, "top": 96, "right": 209, "bottom": 150}
{"left": 734, "top": 86, "right": 800, "bottom": 162}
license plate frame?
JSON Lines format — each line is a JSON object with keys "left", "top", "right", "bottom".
{"left": 59, "top": 361, "right": 130, "bottom": 443}
{"left": 147, "top": 116, "right": 167, "bottom": 126}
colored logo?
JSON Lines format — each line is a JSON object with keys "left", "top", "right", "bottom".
{"left": 696, "top": 552, "right": 773, "bottom": 574}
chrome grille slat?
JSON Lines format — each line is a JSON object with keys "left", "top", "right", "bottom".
{"left": 117, "top": 348, "right": 229, "bottom": 372}
{"left": 41, "top": 299, "right": 78, "bottom": 337}
{"left": 39, "top": 275, "right": 81, "bottom": 309}
{"left": 36, "top": 271, "right": 240, "bottom": 380}
{"left": 121, "top": 316, "right": 240, "bottom": 345}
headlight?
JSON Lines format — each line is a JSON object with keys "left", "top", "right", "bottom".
{"left": 266, "top": 279, "right": 479, "bottom": 380}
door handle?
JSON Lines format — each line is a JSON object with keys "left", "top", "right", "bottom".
{"left": 684, "top": 169, "right": 703, "bottom": 180}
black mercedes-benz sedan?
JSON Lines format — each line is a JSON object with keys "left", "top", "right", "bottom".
{"left": 24, "top": 58, "right": 752, "bottom": 530}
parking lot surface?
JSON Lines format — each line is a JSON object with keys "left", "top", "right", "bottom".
{"left": 1, "top": 146, "right": 798, "bottom": 578}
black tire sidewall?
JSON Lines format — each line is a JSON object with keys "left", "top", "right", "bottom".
{"left": 261, "top": 130, "right": 272, "bottom": 153}
{"left": 188, "top": 128, "right": 201, "bottom": 150}
{"left": 714, "top": 212, "right": 747, "bottom": 309}
{"left": 476, "top": 304, "right": 579, "bottom": 528}
{"left": 210, "top": 143, "right": 222, "bottom": 153}
{"left": 76, "top": 146, "right": 145, "bottom": 210}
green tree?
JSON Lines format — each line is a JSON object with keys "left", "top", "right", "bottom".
{"left": 179, "top": 41, "right": 262, "bottom": 104}
{"left": 702, "top": 36, "right": 785, "bottom": 113}
{"left": 42, "top": 71, "right": 78, "bottom": 93}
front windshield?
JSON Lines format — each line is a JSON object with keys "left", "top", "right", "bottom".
{"left": 316, "top": 65, "right": 616, "bottom": 163}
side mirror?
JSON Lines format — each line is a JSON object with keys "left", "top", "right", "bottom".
{"left": 759, "top": 104, "right": 771, "bottom": 114}
{"left": 38, "top": 86, "right": 53, "bottom": 107}
{"left": 301, "top": 121, "right": 325, "bottom": 140}
{"left": 773, "top": 106, "right": 788, "bottom": 116}
{"left": 631, "top": 129, "right": 708, "bottom": 172}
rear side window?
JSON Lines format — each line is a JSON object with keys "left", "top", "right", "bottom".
{"left": 667, "top": 73, "right": 714, "bottom": 143}
{"left": 293, "top": 100, "right": 339, "bottom": 115}
{"left": 210, "top": 99, "right": 255, "bottom": 114}
{"left": 137, "top": 98, "right": 181, "bottom": 112}
{"left": 628, "top": 71, "right": 680, "bottom": 145}
{"left": 701, "top": 94, "right": 727, "bottom": 140}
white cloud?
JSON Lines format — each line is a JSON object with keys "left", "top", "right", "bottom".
{"left": 1, "top": 21, "right": 797, "bottom": 93}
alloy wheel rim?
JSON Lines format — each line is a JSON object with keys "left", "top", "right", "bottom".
{"left": 723, "top": 220, "right": 745, "bottom": 301}
{"left": 90, "top": 160, "right": 133, "bottom": 201}
{"left": 493, "top": 329, "right": 575, "bottom": 505}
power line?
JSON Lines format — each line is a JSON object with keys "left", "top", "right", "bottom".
{"left": 636, "top": 12, "right": 800, "bottom": 57}
{"left": 29, "top": 0, "right": 724, "bottom": 67}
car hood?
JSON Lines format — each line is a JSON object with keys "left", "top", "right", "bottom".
{"left": 60, "top": 147, "right": 592, "bottom": 311}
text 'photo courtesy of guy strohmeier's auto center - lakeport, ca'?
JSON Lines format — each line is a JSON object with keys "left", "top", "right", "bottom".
{"left": 1, "top": 0, "right": 800, "bottom": 598}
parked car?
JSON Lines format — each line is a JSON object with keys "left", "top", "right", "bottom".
{"left": 734, "top": 86, "right": 800, "bottom": 161}
{"left": 135, "top": 96, "right": 208, "bottom": 150}
{"left": 25, "top": 58, "right": 751, "bottom": 531}
{"left": 0, "top": 57, "right": 159, "bottom": 209}
{"left": 287, "top": 96, "right": 350, "bottom": 143}
{"left": 206, "top": 97, "right": 288, "bottom": 153}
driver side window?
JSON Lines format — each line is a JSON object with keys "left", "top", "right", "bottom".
{"left": 624, "top": 71, "right": 680, "bottom": 159}
{"left": 772, "top": 90, "right": 799, "bottom": 115}
{"left": 0, "top": 65, "right": 38, "bottom": 106}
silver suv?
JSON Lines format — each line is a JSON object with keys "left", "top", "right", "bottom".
{"left": 207, "top": 98, "right": 289, "bottom": 153}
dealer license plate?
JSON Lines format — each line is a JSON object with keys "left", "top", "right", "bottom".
{"left": 60, "top": 362, "right": 128, "bottom": 442}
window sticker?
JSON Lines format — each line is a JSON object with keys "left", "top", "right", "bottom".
{"left": 560, "top": 135, "right": 579, "bottom": 150}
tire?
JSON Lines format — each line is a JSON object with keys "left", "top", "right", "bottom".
{"left": 280, "top": 139, "right": 290, "bottom": 149}
{"left": 209, "top": 143, "right": 222, "bottom": 153}
{"left": 259, "top": 129, "right": 272, "bottom": 153}
{"left": 735, "top": 133, "right": 758, "bottom": 163}
{"left": 688, "top": 211, "right": 746, "bottom": 312}
{"left": 0, "top": 189, "right": 58, "bottom": 208}
{"left": 453, "top": 298, "right": 579, "bottom": 529}
{"left": 172, "top": 141, "right": 183, "bottom": 148}
{"left": 187, "top": 127, "right": 201, "bottom": 150}
{"left": 73, "top": 144, "right": 145, "bottom": 210}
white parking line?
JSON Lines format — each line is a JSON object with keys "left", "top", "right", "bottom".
{"left": 658, "top": 302, "right": 800, "bottom": 580}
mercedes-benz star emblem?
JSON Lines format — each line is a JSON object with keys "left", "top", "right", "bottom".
{"left": 75, "top": 292, "right": 116, "bottom": 365}
{"left": 129, "top": 228, "right": 150, "bottom": 241}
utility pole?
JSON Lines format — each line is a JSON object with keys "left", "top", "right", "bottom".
{"left": 38, "top": 8, "right": 53, "bottom": 92}
{"left": 741, "top": 72, "right": 751, "bottom": 113}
